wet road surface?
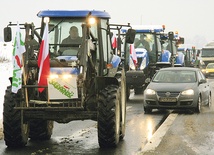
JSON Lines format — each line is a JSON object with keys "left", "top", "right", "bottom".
{"left": 0, "top": 92, "right": 169, "bottom": 155}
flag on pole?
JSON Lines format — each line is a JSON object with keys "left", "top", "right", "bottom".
{"left": 12, "top": 23, "right": 26, "bottom": 93}
{"left": 130, "top": 44, "right": 138, "bottom": 66}
{"left": 38, "top": 22, "right": 50, "bottom": 92}
{"left": 111, "top": 34, "right": 117, "bottom": 49}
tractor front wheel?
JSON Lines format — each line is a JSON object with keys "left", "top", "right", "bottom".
{"left": 29, "top": 120, "right": 53, "bottom": 140}
{"left": 3, "top": 86, "right": 29, "bottom": 147}
{"left": 98, "top": 85, "right": 121, "bottom": 148}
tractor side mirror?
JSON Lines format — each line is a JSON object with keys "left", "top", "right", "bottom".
{"left": 178, "top": 37, "right": 184, "bottom": 44}
{"left": 4, "top": 27, "right": 12, "bottom": 42}
{"left": 125, "top": 28, "right": 136, "bottom": 44}
{"left": 168, "top": 31, "right": 174, "bottom": 41}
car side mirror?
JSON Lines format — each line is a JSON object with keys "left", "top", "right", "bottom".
{"left": 199, "top": 79, "right": 206, "bottom": 84}
{"left": 145, "top": 78, "right": 151, "bottom": 84}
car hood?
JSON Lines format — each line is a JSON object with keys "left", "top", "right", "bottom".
{"left": 205, "top": 69, "right": 214, "bottom": 72}
{"left": 147, "top": 82, "right": 197, "bottom": 92}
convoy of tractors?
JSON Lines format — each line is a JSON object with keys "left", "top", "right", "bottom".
{"left": 2, "top": 9, "right": 200, "bottom": 148}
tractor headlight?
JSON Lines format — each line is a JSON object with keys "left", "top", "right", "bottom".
{"left": 49, "top": 74, "right": 59, "bottom": 79}
{"left": 62, "top": 74, "right": 72, "bottom": 79}
{"left": 88, "top": 17, "right": 96, "bottom": 25}
{"left": 140, "top": 58, "right": 146, "bottom": 70}
{"left": 43, "top": 17, "right": 50, "bottom": 23}
{"left": 129, "top": 58, "right": 136, "bottom": 70}
{"left": 49, "top": 73, "right": 72, "bottom": 79}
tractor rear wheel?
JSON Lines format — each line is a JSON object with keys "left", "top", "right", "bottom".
{"left": 98, "top": 85, "right": 120, "bottom": 148}
{"left": 3, "top": 86, "right": 29, "bottom": 147}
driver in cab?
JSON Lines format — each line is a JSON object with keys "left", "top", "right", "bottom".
{"left": 59, "top": 26, "right": 82, "bottom": 55}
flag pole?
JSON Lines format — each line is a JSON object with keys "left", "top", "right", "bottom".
{"left": 22, "top": 54, "right": 29, "bottom": 107}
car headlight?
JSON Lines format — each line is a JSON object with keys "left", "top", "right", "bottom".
{"left": 145, "top": 89, "right": 156, "bottom": 95}
{"left": 181, "top": 89, "right": 194, "bottom": 95}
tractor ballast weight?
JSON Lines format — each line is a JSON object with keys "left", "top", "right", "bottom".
{"left": 3, "top": 10, "right": 134, "bottom": 148}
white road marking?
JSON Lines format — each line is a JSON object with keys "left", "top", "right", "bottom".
{"left": 138, "top": 113, "right": 178, "bottom": 154}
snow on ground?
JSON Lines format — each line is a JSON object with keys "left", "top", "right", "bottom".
{"left": 0, "top": 61, "right": 13, "bottom": 119}
{"left": 0, "top": 42, "right": 12, "bottom": 62}
{"left": 0, "top": 41, "right": 13, "bottom": 119}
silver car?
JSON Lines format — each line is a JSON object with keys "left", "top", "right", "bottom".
{"left": 144, "top": 67, "right": 211, "bottom": 113}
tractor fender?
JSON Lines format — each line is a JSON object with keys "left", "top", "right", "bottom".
{"left": 96, "top": 77, "right": 119, "bottom": 92}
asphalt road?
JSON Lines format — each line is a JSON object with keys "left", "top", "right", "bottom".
{"left": 0, "top": 91, "right": 168, "bottom": 155}
{"left": 1, "top": 79, "right": 213, "bottom": 155}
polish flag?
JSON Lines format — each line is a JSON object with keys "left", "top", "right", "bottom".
{"left": 38, "top": 22, "right": 50, "bottom": 92}
{"left": 130, "top": 44, "right": 138, "bottom": 65}
{"left": 112, "top": 34, "right": 117, "bottom": 49}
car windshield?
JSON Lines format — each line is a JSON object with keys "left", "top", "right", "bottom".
{"left": 206, "top": 63, "right": 214, "bottom": 69}
{"left": 152, "top": 70, "right": 197, "bottom": 83}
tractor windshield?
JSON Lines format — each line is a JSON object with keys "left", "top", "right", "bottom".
{"left": 48, "top": 18, "right": 98, "bottom": 57}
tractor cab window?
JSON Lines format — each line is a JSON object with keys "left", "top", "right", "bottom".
{"left": 48, "top": 19, "right": 83, "bottom": 56}
{"left": 134, "top": 33, "right": 154, "bottom": 52}
{"left": 100, "top": 19, "right": 112, "bottom": 75}
{"left": 162, "top": 40, "right": 177, "bottom": 53}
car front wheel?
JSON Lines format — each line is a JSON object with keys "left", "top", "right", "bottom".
{"left": 195, "top": 96, "right": 202, "bottom": 113}
{"left": 207, "top": 93, "right": 212, "bottom": 108}
{"left": 144, "top": 107, "right": 152, "bottom": 114}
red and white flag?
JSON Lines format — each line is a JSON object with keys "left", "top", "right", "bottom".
{"left": 111, "top": 34, "right": 117, "bottom": 49}
{"left": 130, "top": 44, "right": 138, "bottom": 65}
{"left": 38, "top": 22, "right": 50, "bottom": 92}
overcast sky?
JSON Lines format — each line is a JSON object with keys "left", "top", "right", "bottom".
{"left": 1, "top": 0, "right": 213, "bottom": 48}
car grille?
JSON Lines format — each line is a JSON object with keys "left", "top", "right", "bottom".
{"left": 159, "top": 102, "right": 177, "bottom": 106}
{"left": 157, "top": 92, "right": 180, "bottom": 97}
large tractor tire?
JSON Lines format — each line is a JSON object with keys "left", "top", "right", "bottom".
{"left": 29, "top": 120, "right": 53, "bottom": 140}
{"left": 126, "top": 86, "right": 130, "bottom": 100}
{"left": 3, "top": 86, "right": 29, "bottom": 147}
{"left": 98, "top": 85, "right": 121, "bottom": 148}
{"left": 120, "top": 69, "right": 126, "bottom": 140}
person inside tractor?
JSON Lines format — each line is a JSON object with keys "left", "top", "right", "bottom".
{"left": 134, "top": 34, "right": 151, "bottom": 52}
{"left": 59, "top": 26, "right": 82, "bottom": 55}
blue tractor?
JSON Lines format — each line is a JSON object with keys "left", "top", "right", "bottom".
{"left": 158, "top": 31, "right": 185, "bottom": 68}
{"left": 3, "top": 10, "right": 135, "bottom": 148}
{"left": 177, "top": 45, "right": 196, "bottom": 67}
{"left": 122, "top": 25, "right": 165, "bottom": 99}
